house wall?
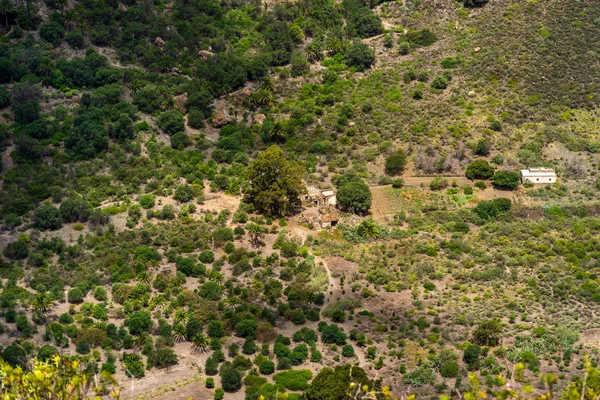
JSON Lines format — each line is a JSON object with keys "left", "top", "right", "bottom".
{"left": 522, "top": 175, "right": 556, "bottom": 184}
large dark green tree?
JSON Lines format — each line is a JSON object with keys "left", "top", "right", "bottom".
{"left": 244, "top": 145, "right": 304, "bottom": 216}
{"left": 337, "top": 179, "right": 372, "bottom": 215}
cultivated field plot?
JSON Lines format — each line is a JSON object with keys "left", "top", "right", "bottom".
{"left": 371, "top": 186, "right": 451, "bottom": 216}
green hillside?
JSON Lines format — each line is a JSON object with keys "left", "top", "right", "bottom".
{"left": 1, "top": 0, "right": 600, "bottom": 398}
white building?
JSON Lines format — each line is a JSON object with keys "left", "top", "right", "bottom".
{"left": 520, "top": 168, "right": 557, "bottom": 184}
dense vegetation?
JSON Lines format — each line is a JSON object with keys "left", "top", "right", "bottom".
{"left": 1, "top": 0, "right": 600, "bottom": 398}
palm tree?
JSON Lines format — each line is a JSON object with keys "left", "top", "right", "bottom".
{"left": 223, "top": 296, "right": 241, "bottom": 310}
{"left": 0, "top": 0, "right": 13, "bottom": 30}
{"left": 31, "top": 293, "right": 54, "bottom": 314}
{"left": 63, "top": 8, "right": 76, "bottom": 31}
{"left": 260, "top": 77, "right": 275, "bottom": 93}
{"left": 268, "top": 121, "right": 286, "bottom": 143}
{"left": 191, "top": 333, "right": 209, "bottom": 353}
{"left": 326, "top": 36, "right": 343, "bottom": 55}
{"left": 172, "top": 323, "right": 187, "bottom": 343}
{"left": 137, "top": 271, "right": 152, "bottom": 284}
{"left": 132, "top": 333, "right": 150, "bottom": 350}
{"left": 174, "top": 309, "right": 189, "bottom": 325}
{"left": 247, "top": 223, "right": 265, "bottom": 247}
{"left": 54, "top": 0, "right": 68, "bottom": 14}
{"left": 149, "top": 294, "right": 167, "bottom": 311}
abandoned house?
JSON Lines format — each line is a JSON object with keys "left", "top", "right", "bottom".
{"left": 302, "top": 184, "right": 337, "bottom": 207}
{"left": 520, "top": 168, "right": 557, "bottom": 184}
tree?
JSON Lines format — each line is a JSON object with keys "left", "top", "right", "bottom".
{"left": 492, "top": 170, "right": 520, "bottom": 190}
{"left": 345, "top": 41, "right": 376, "bottom": 72}
{"left": 465, "top": 160, "right": 495, "bottom": 180}
{"left": 473, "top": 198, "right": 512, "bottom": 220}
{"left": 246, "top": 223, "right": 265, "bottom": 247}
{"left": 3, "top": 240, "right": 29, "bottom": 260}
{"left": 127, "top": 311, "right": 152, "bottom": 335}
{"left": 157, "top": 110, "right": 185, "bottom": 136}
{"left": 220, "top": 362, "right": 242, "bottom": 392}
{"left": 244, "top": 145, "right": 305, "bottom": 216}
{"left": 475, "top": 138, "right": 492, "bottom": 156}
{"left": 33, "top": 204, "right": 62, "bottom": 231}
{"left": 291, "top": 51, "right": 310, "bottom": 77}
{"left": 199, "top": 281, "right": 222, "bottom": 301}
{"left": 39, "top": 20, "right": 65, "bottom": 47}
{"left": 59, "top": 197, "right": 92, "bottom": 222}
{"left": 173, "top": 184, "right": 194, "bottom": 203}
{"left": 32, "top": 293, "right": 54, "bottom": 314}
{"left": 385, "top": 150, "right": 407, "bottom": 176}
{"left": 65, "top": 109, "right": 109, "bottom": 160}
{"left": 111, "top": 113, "right": 134, "bottom": 142}
{"left": 463, "top": 343, "right": 481, "bottom": 369}
{"left": 0, "top": 0, "right": 14, "bottom": 30}
{"left": 472, "top": 319, "right": 503, "bottom": 346}
{"left": 337, "top": 180, "right": 372, "bottom": 215}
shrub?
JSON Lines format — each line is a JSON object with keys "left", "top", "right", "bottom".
{"left": 273, "top": 369, "right": 313, "bottom": 391}
{"left": 472, "top": 319, "right": 503, "bottom": 346}
{"left": 127, "top": 311, "right": 152, "bottom": 335}
{"left": 37, "top": 345, "right": 58, "bottom": 361}
{"left": 385, "top": 150, "right": 407, "bottom": 175}
{"left": 473, "top": 198, "right": 512, "bottom": 220}
{"left": 3, "top": 240, "right": 29, "bottom": 260}
{"left": 67, "top": 288, "right": 84, "bottom": 304}
{"left": 59, "top": 197, "right": 92, "bottom": 223}
{"left": 398, "top": 41, "right": 411, "bottom": 55}
{"left": 188, "top": 108, "right": 205, "bottom": 129}
{"left": 40, "top": 20, "right": 64, "bottom": 46}
{"left": 139, "top": 194, "right": 155, "bottom": 209}
{"left": 475, "top": 138, "right": 492, "bottom": 156}
{"left": 474, "top": 181, "right": 487, "bottom": 190}
{"left": 431, "top": 76, "right": 449, "bottom": 89}
{"left": 429, "top": 177, "right": 448, "bottom": 191}
{"left": 392, "top": 178, "right": 405, "bottom": 188}
{"left": 441, "top": 56, "right": 458, "bottom": 68}
{"left": 174, "top": 184, "right": 194, "bottom": 203}
{"left": 259, "top": 360, "right": 275, "bottom": 375}
{"left": 171, "top": 132, "right": 190, "bottom": 150}
{"left": 440, "top": 361, "right": 459, "bottom": 378}
{"left": 220, "top": 362, "right": 242, "bottom": 392}
{"left": 341, "top": 344, "right": 355, "bottom": 357}
{"left": 93, "top": 286, "right": 107, "bottom": 301}
{"left": 463, "top": 0, "right": 488, "bottom": 7}
{"left": 214, "top": 388, "right": 225, "bottom": 400}
{"left": 405, "top": 28, "right": 437, "bottom": 47}
{"left": 66, "top": 30, "right": 85, "bottom": 49}
{"left": 75, "top": 341, "right": 90, "bottom": 354}
{"left": 466, "top": 160, "right": 495, "bottom": 180}
{"left": 199, "top": 281, "right": 222, "bottom": 301}
{"left": 199, "top": 250, "right": 215, "bottom": 264}
{"left": 157, "top": 110, "right": 185, "bottom": 136}
{"left": 206, "top": 377, "right": 214, "bottom": 388}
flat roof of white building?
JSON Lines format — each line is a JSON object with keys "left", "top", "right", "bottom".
{"left": 520, "top": 168, "right": 556, "bottom": 177}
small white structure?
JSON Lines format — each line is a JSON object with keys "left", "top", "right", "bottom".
{"left": 520, "top": 168, "right": 557, "bottom": 184}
